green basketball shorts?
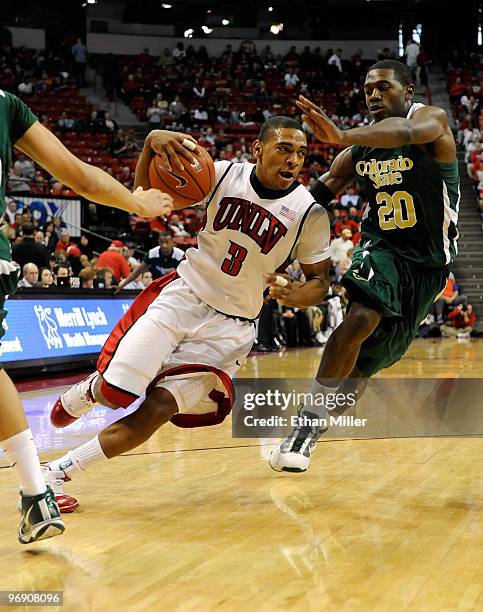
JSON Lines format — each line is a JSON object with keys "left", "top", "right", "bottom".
{"left": 341, "top": 243, "right": 448, "bottom": 377}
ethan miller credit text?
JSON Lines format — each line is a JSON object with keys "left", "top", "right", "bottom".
{"left": 243, "top": 414, "right": 368, "bottom": 428}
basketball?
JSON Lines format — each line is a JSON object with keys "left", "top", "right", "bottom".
{"left": 149, "top": 147, "right": 215, "bottom": 209}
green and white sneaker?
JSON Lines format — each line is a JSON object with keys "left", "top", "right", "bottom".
{"left": 18, "top": 486, "right": 65, "bottom": 544}
{"left": 269, "top": 407, "right": 328, "bottom": 473}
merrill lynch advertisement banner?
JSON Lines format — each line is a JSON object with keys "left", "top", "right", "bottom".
{"left": 0, "top": 297, "right": 134, "bottom": 363}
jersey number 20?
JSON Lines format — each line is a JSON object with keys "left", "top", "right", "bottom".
{"left": 221, "top": 241, "right": 248, "bottom": 276}
{"left": 376, "top": 191, "right": 417, "bottom": 230}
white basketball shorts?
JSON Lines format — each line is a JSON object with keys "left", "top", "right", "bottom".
{"left": 97, "top": 272, "right": 255, "bottom": 415}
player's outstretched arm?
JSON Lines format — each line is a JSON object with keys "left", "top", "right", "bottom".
{"left": 15, "top": 122, "right": 173, "bottom": 218}
{"left": 297, "top": 95, "right": 452, "bottom": 152}
{"left": 265, "top": 259, "right": 330, "bottom": 308}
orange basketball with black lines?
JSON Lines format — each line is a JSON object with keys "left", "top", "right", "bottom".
{"left": 149, "top": 147, "right": 215, "bottom": 209}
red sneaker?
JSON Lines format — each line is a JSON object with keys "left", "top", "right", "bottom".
{"left": 42, "top": 466, "right": 79, "bottom": 513}
{"left": 50, "top": 397, "right": 78, "bottom": 428}
{"left": 50, "top": 373, "right": 98, "bottom": 428}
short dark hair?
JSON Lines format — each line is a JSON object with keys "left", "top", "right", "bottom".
{"left": 367, "top": 59, "right": 412, "bottom": 86}
{"left": 258, "top": 116, "right": 304, "bottom": 142}
{"left": 54, "top": 264, "right": 70, "bottom": 274}
{"left": 22, "top": 223, "right": 35, "bottom": 236}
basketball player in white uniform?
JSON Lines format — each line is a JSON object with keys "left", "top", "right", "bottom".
{"left": 43, "top": 117, "right": 332, "bottom": 509}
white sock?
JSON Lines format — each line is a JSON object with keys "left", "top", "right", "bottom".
{"left": 49, "top": 436, "right": 107, "bottom": 477}
{"left": 304, "top": 379, "right": 339, "bottom": 419}
{"left": 1, "top": 429, "right": 47, "bottom": 496}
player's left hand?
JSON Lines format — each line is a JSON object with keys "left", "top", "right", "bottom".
{"left": 296, "top": 95, "right": 346, "bottom": 145}
{"left": 264, "top": 273, "right": 295, "bottom": 306}
{"left": 146, "top": 130, "right": 200, "bottom": 171}
{"left": 131, "top": 186, "right": 174, "bottom": 217}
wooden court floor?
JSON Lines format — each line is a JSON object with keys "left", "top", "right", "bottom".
{"left": 1, "top": 338, "right": 483, "bottom": 611}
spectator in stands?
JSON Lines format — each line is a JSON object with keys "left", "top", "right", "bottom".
{"left": 110, "top": 130, "right": 130, "bottom": 158}
{"left": 115, "top": 231, "right": 184, "bottom": 291}
{"left": 8, "top": 166, "right": 30, "bottom": 193}
{"left": 441, "top": 303, "right": 476, "bottom": 339}
{"left": 96, "top": 240, "right": 130, "bottom": 282}
{"left": 172, "top": 42, "right": 186, "bottom": 62}
{"left": 18, "top": 77, "right": 33, "bottom": 95}
{"left": 330, "top": 228, "right": 354, "bottom": 281}
{"left": 284, "top": 68, "right": 300, "bottom": 90}
{"left": 20, "top": 208, "right": 33, "bottom": 227}
{"left": 54, "top": 264, "right": 71, "bottom": 286}
{"left": 328, "top": 49, "right": 343, "bottom": 74}
{"left": 334, "top": 210, "right": 360, "bottom": 239}
{"left": 125, "top": 129, "right": 139, "bottom": 154}
{"left": 34, "top": 229, "right": 45, "bottom": 244}
{"left": 66, "top": 245, "right": 82, "bottom": 276}
{"left": 193, "top": 107, "right": 208, "bottom": 124}
{"left": 79, "top": 267, "right": 97, "bottom": 289}
{"left": 192, "top": 78, "right": 206, "bottom": 99}
{"left": 97, "top": 267, "right": 113, "bottom": 289}
{"left": 417, "top": 46, "right": 432, "bottom": 89}
{"left": 72, "top": 38, "right": 88, "bottom": 86}
{"left": 434, "top": 272, "right": 468, "bottom": 323}
{"left": 120, "top": 74, "right": 141, "bottom": 104}
{"left": 146, "top": 101, "right": 163, "bottom": 127}
{"left": 158, "top": 48, "right": 174, "bottom": 67}
{"left": 31, "top": 170, "right": 48, "bottom": 194}
{"left": 12, "top": 223, "right": 50, "bottom": 270}
{"left": 43, "top": 220, "right": 58, "bottom": 252}
{"left": 124, "top": 241, "right": 140, "bottom": 269}
{"left": 122, "top": 274, "right": 145, "bottom": 291}
{"left": 405, "top": 39, "right": 420, "bottom": 82}
{"left": 79, "top": 254, "right": 91, "bottom": 270}
{"left": 57, "top": 112, "right": 76, "bottom": 131}
{"left": 39, "top": 267, "right": 54, "bottom": 288}
{"left": 339, "top": 186, "right": 362, "bottom": 209}
{"left": 18, "top": 263, "right": 39, "bottom": 288}
{"left": 11, "top": 212, "right": 22, "bottom": 231}
{"left": 140, "top": 270, "right": 153, "bottom": 287}
{"left": 55, "top": 228, "right": 75, "bottom": 253}
{"left": 119, "top": 165, "right": 134, "bottom": 188}
{"left": 256, "top": 300, "right": 283, "bottom": 352}
{"left": 3, "top": 199, "right": 17, "bottom": 225}
{"left": 79, "top": 234, "right": 93, "bottom": 259}
{"left": 136, "top": 48, "right": 154, "bottom": 67}
{"left": 13, "top": 153, "right": 35, "bottom": 180}
{"left": 169, "top": 95, "right": 186, "bottom": 120}
{"left": 150, "top": 214, "right": 167, "bottom": 235}
{"left": 167, "top": 213, "right": 190, "bottom": 238}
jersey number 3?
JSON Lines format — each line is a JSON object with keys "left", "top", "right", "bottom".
{"left": 221, "top": 241, "right": 248, "bottom": 276}
{"left": 376, "top": 191, "right": 417, "bottom": 230}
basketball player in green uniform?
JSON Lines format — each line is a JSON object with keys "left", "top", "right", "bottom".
{"left": 270, "top": 59, "right": 459, "bottom": 472}
{"left": 0, "top": 89, "right": 173, "bottom": 542}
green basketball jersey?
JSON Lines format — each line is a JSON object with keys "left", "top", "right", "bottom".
{"left": 351, "top": 137, "right": 460, "bottom": 269}
{"left": 0, "top": 90, "right": 37, "bottom": 261}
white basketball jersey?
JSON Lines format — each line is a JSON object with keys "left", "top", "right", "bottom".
{"left": 177, "top": 161, "right": 331, "bottom": 319}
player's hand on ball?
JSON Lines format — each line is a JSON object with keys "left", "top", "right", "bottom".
{"left": 296, "top": 95, "right": 345, "bottom": 145}
{"left": 131, "top": 186, "right": 174, "bottom": 217}
{"left": 145, "top": 130, "right": 199, "bottom": 172}
{"left": 264, "top": 273, "right": 292, "bottom": 305}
